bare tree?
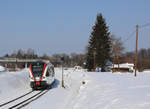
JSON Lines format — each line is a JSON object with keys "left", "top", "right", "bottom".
{"left": 111, "top": 35, "right": 125, "bottom": 57}
{"left": 26, "top": 48, "right": 37, "bottom": 59}
{"left": 16, "top": 49, "right": 24, "bottom": 59}
{"left": 110, "top": 35, "right": 125, "bottom": 69}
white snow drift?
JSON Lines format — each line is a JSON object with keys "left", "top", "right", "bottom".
{"left": 0, "top": 68, "right": 31, "bottom": 104}
{"left": 0, "top": 65, "right": 5, "bottom": 72}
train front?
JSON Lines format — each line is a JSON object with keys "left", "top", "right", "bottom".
{"left": 29, "top": 62, "right": 47, "bottom": 89}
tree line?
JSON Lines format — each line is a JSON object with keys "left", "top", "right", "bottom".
{"left": 1, "top": 47, "right": 150, "bottom": 71}
{"left": 2, "top": 49, "right": 86, "bottom": 68}
{"left": 3, "top": 48, "right": 38, "bottom": 59}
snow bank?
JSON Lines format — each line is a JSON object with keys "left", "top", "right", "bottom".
{"left": 0, "top": 69, "right": 31, "bottom": 103}
{"left": 0, "top": 65, "right": 5, "bottom": 72}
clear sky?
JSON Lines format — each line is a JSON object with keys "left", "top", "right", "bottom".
{"left": 0, "top": 0, "right": 150, "bottom": 56}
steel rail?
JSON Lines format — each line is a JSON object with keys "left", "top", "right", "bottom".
{"left": 8, "top": 90, "right": 45, "bottom": 109}
{"left": 0, "top": 90, "right": 34, "bottom": 107}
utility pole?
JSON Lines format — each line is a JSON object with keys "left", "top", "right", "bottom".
{"left": 61, "top": 57, "right": 65, "bottom": 88}
{"left": 134, "top": 24, "right": 138, "bottom": 77}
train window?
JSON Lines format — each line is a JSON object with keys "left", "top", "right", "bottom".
{"left": 46, "top": 68, "right": 50, "bottom": 77}
{"left": 50, "top": 67, "right": 55, "bottom": 77}
{"left": 49, "top": 68, "right": 53, "bottom": 76}
{"left": 46, "top": 68, "right": 51, "bottom": 76}
{"left": 52, "top": 71, "right": 54, "bottom": 77}
{"left": 32, "top": 63, "right": 44, "bottom": 77}
{"left": 46, "top": 72, "right": 49, "bottom": 76}
{"left": 52, "top": 67, "right": 54, "bottom": 72}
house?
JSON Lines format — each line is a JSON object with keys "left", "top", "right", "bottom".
{"left": 111, "top": 63, "right": 134, "bottom": 73}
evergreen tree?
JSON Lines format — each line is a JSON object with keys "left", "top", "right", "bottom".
{"left": 86, "top": 13, "right": 111, "bottom": 71}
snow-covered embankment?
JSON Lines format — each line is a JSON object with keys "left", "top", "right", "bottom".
{"left": 0, "top": 68, "right": 31, "bottom": 103}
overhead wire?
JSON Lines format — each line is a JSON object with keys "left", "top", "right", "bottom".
{"left": 123, "top": 30, "right": 136, "bottom": 43}
{"left": 123, "top": 22, "right": 150, "bottom": 43}
{"left": 139, "top": 22, "right": 150, "bottom": 29}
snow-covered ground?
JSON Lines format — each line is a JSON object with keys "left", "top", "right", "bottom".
{"left": 67, "top": 72, "right": 150, "bottom": 109}
{"left": 0, "top": 68, "right": 31, "bottom": 104}
{"left": 0, "top": 65, "right": 5, "bottom": 72}
{"left": 1, "top": 67, "right": 150, "bottom": 109}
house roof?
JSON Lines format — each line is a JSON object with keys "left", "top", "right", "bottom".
{"left": 111, "top": 63, "right": 134, "bottom": 69}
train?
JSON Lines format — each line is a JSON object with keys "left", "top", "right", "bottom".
{"left": 29, "top": 61, "right": 55, "bottom": 89}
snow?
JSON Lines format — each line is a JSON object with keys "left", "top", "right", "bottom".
{"left": 0, "top": 68, "right": 31, "bottom": 104}
{"left": 1, "top": 67, "right": 150, "bottom": 109}
{"left": 0, "top": 65, "right": 5, "bottom": 72}
{"left": 68, "top": 72, "right": 150, "bottom": 109}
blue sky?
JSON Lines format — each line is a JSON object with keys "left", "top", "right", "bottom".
{"left": 0, "top": 0, "right": 150, "bottom": 56}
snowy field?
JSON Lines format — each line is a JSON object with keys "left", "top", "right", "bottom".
{"left": 0, "top": 66, "right": 150, "bottom": 109}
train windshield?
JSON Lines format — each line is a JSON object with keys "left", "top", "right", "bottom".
{"left": 31, "top": 62, "right": 44, "bottom": 77}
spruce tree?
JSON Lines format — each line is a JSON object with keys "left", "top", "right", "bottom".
{"left": 86, "top": 13, "right": 111, "bottom": 71}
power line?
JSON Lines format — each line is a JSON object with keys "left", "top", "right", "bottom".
{"left": 139, "top": 22, "right": 150, "bottom": 28}
{"left": 123, "top": 30, "right": 136, "bottom": 43}
{"left": 118, "top": 22, "right": 150, "bottom": 45}
{"left": 123, "top": 22, "right": 150, "bottom": 43}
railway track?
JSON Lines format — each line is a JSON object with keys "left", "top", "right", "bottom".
{"left": 0, "top": 89, "right": 49, "bottom": 109}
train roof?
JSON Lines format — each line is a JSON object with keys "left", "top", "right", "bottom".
{"left": 31, "top": 60, "right": 53, "bottom": 66}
